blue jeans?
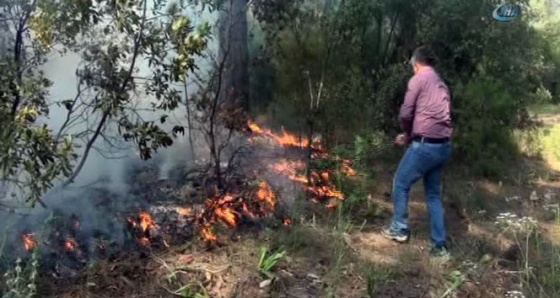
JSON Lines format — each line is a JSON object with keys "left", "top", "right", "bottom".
{"left": 390, "top": 140, "right": 451, "bottom": 247}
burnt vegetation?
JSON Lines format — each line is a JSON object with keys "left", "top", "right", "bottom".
{"left": 0, "top": 0, "right": 560, "bottom": 297}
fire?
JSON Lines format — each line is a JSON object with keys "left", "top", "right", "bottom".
{"left": 127, "top": 211, "right": 167, "bottom": 248}
{"left": 247, "top": 120, "right": 354, "bottom": 207}
{"left": 309, "top": 186, "right": 344, "bottom": 200}
{"left": 247, "top": 120, "right": 321, "bottom": 149}
{"left": 64, "top": 237, "right": 77, "bottom": 251}
{"left": 270, "top": 160, "right": 308, "bottom": 183}
{"left": 215, "top": 205, "right": 238, "bottom": 227}
{"left": 247, "top": 121, "right": 265, "bottom": 134}
{"left": 341, "top": 159, "right": 356, "bottom": 176}
{"left": 176, "top": 207, "right": 192, "bottom": 216}
{"left": 194, "top": 179, "right": 281, "bottom": 242}
{"left": 139, "top": 211, "right": 154, "bottom": 232}
{"left": 14, "top": 120, "right": 356, "bottom": 255}
{"left": 256, "top": 180, "right": 276, "bottom": 210}
{"left": 12, "top": 118, "right": 356, "bottom": 257}
{"left": 22, "top": 233, "right": 37, "bottom": 251}
{"left": 200, "top": 224, "right": 216, "bottom": 242}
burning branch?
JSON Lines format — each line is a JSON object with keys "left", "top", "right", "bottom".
{"left": 22, "top": 233, "right": 37, "bottom": 251}
{"left": 193, "top": 179, "right": 278, "bottom": 243}
{"left": 127, "top": 211, "right": 168, "bottom": 248}
{"left": 245, "top": 121, "right": 355, "bottom": 209}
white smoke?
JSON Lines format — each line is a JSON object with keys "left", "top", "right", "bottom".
{"left": 37, "top": 3, "right": 220, "bottom": 192}
{"left": 0, "top": 2, "right": 224, "bottom": 260}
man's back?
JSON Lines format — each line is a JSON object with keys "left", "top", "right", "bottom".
{"left": 399, "top": 67, "right": 452, "bottom": 139}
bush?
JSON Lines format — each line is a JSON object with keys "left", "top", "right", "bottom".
{"left": 452, "top": 77, "right": 522, "bottom": 178}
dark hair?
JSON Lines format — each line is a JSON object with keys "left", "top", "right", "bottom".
{"left": 410, "top": 46, "right": 437, "bottom": 67}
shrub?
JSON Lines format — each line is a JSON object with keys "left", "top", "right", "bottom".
{"left": 452, "top": 77, "right": 522, "bottom": 178}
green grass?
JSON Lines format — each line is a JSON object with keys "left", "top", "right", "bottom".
{"left": 540, "top": 124, "right": 560, "bottom": 165}
{"left": 258, "top": 246, "right": 287, "bottom": 279}
{"left": 363, "top": 265, "right": 404, "bottom": 298}
{"left": 528, "top": 103, "right": 560, "bottom": 116}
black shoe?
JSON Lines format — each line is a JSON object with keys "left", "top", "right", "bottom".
{"left": 429, "top": 245, "right": 451, "bottom": 259}
{"left": 381, "top": 227, "right": 409, "bottom": 243}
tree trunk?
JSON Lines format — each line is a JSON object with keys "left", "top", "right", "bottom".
{"left": 218, "top": 0, "right": 249, "bottom": 111}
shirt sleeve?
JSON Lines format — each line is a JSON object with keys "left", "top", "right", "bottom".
{"left": 399, "top": 75, "right": 422, "bottom": 136}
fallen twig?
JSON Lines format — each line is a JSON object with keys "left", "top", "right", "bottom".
{"left": 342, "top": 232, "right": 359, "bottom": 254}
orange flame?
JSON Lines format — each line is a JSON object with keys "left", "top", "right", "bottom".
{"left": 127, "top": 211, "right": 167, "bottom": 247}
{"left": 201, "top": 224, "right": 217, "bottom": 242}
{"left": 256, "top": 180, "right": 276, "bottom": 210}
{"left": 195, "top": 120, "right": 357, "bottom": 242}
{"left": 341, "top": 160, "right": 356, "bottom": 176}
{"left": 22, "top": 233, "right": 37, "bottom": 251}
{"left": 310, "top": 186, "right": 344, "bottom": 200}
{"left": 64, "top": 238, "right": 77, "bottom": 251}
{"left": 176, "top": 207, "right": 192, "bottom": 216}
{"left": 139, "top": 211, "right": 154, "bottom": 232}
{"left": 248, "top": 120, "right": 318, "bottom": 149}
{"left": 247, "top": 120, "right": 356, "bottom": 205}
{"left": 215, "top": 205, "right": 238, "bottom": 227}
{"left": 242, "top": 202, "right": 255, "bottom": 218}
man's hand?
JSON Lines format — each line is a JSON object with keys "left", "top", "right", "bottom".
{"left": 394, "top": 133, "right": 409, "bottom": 146}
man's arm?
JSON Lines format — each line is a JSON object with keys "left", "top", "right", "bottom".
{"left": 399, "top": 75, "right": 422, "bottom": 136}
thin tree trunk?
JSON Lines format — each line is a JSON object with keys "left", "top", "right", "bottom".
{"left": 183, "top": 81, "right": 196, "bottom": 162}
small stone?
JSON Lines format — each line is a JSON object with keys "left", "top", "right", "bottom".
{"left": 259, "top": 279, "right": 272, "bottom": 288}
{"left": 480, "top": 253, "right": 493, "bottom": 264}
{"left": 530, "top": 191, "right": 539, "bottom": 202}
{"left": 544, "top": 191, "right": 556, "bottom": 203}
{"left": 307, "top": 273, "right": 320, "bottom": 280}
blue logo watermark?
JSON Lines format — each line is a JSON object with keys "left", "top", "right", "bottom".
{"left": 492, "top": 3, "right": 521, "bottom": 22}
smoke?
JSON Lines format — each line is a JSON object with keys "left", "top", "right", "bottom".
{"left": 0, "top": 2, "right": 223, "bottom": 261}
{"left": 39, "top": 4, "right": 220, "bottom": 191}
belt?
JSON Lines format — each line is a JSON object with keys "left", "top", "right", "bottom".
{"left": 412, "top": 136, "right": 450, "bottom": 144}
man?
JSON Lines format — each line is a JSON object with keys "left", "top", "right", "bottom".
{"left": 381, "top": 46, "right": 452, "bottom": 257}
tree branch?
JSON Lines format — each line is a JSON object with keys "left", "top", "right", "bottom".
{"left": 10, "top": 0, "right": 37, "bottom": 118}
{"left": 63, "top": 0, "right": 149, "bottom": 187}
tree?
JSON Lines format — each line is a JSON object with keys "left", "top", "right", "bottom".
{"left": 248, "top": 0, "right": 552, "bottom": 177}
{"left": 188, "top": 26, "right": 251, "bottom": 191}
{"left": 0, "top": 0, "right": 211, "bottom": 207}
{"left": 217, "top": 0, "right": 250, "bottom": 110}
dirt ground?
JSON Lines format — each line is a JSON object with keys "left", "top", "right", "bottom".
{"left": 26, "top": 109, "right": 560, "bottom": 298}
{"left": 32, "top": 156, "right": 560, "bottom": 298}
